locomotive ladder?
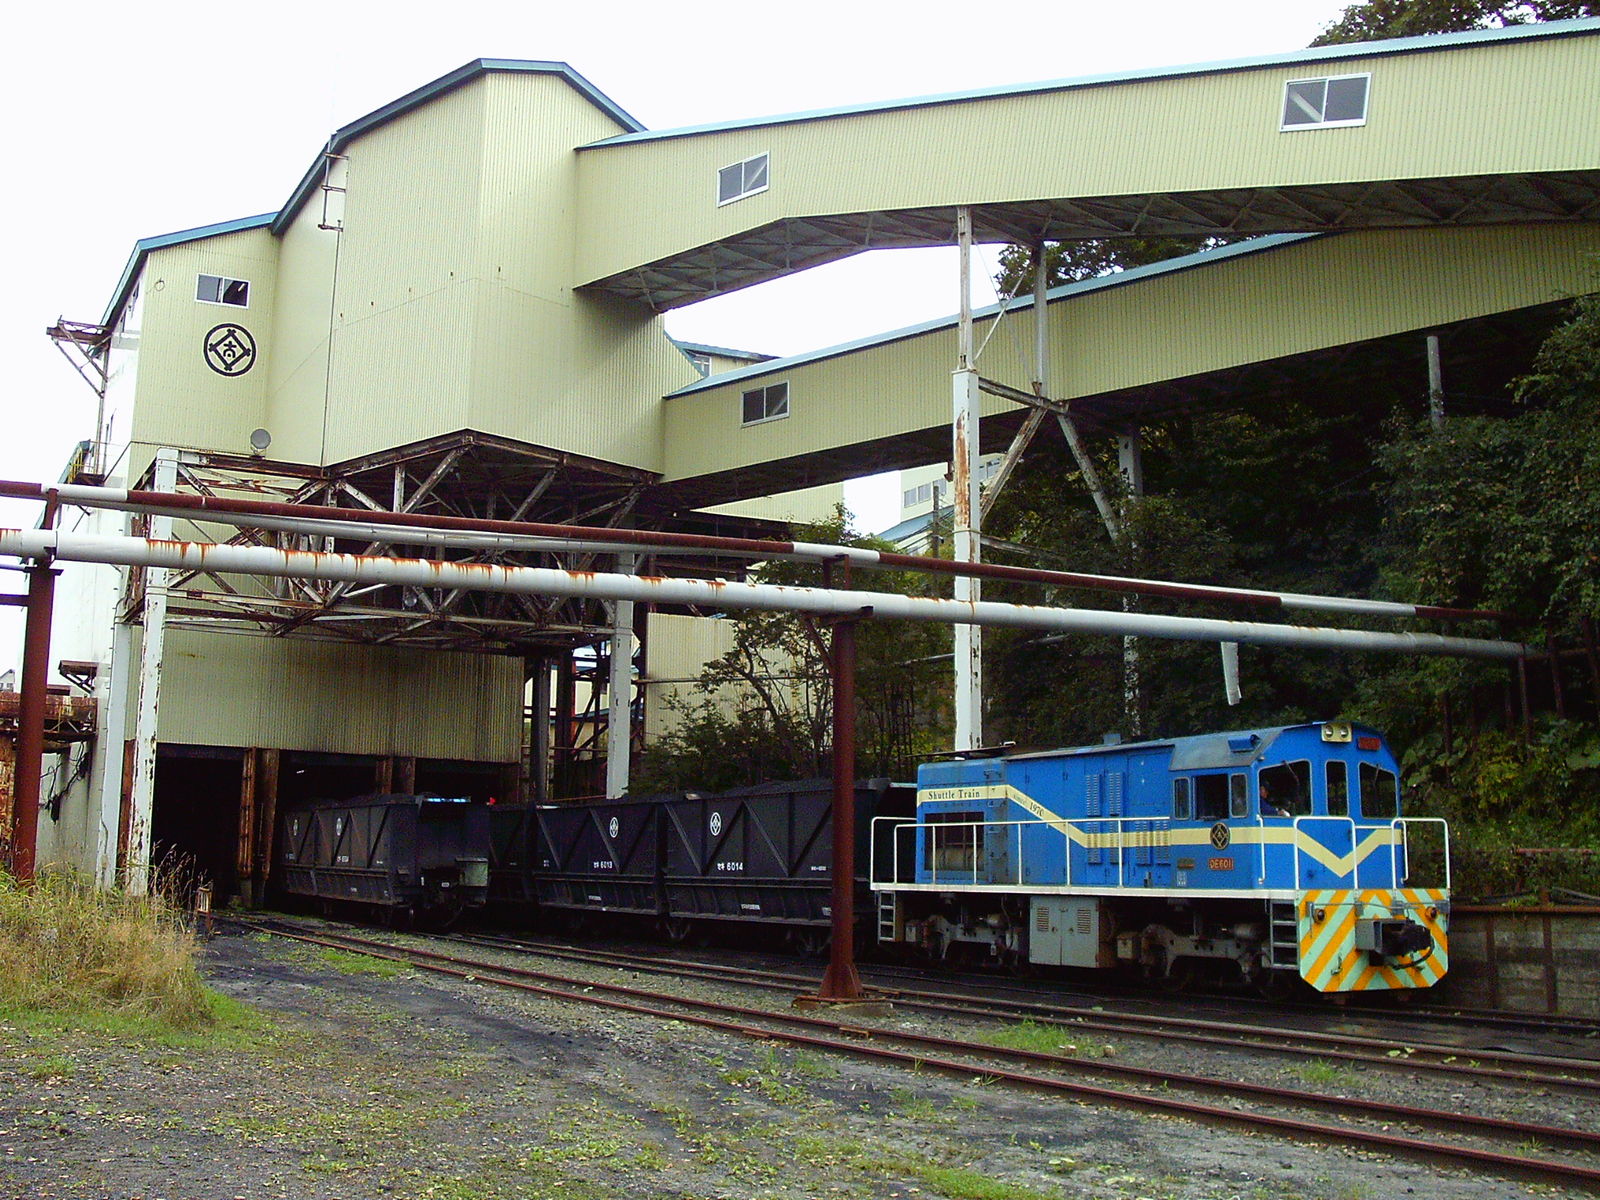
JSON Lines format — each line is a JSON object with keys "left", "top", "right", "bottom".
{"left": 877, "top": 892, "right": 898, "bottom": 943}
{"left": 1268, "top": 901, "right": 1299, "bottom": 969}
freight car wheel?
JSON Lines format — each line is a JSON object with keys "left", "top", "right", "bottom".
{"left": 663, "top": 917, "right": 695, "bottom": 944}
{"left": 789, "top": 928, "right": 829, "bottom": 958}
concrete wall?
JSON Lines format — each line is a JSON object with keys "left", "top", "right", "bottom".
{"left": 1441, "top": 907, "right": 1600, "bottom": 1018}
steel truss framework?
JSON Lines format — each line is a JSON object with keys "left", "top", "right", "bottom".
{"left": 123, "top": 429, "right": 771, "bottom": 658}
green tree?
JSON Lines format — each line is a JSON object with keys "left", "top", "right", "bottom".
{"left": 633, "top": 510, "right": 951, "bottom": 791}
{"left": 1311, "top": 0, "right": 1593, "bottom": 44}
{"left": 993, "top": 236, "right": 1229, "bottom": 296}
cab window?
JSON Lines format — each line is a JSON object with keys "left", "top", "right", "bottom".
{"left": 1358, "top": 763, "right": 1399, "bottom": 819}
{"left": 1194, "top": 775, "right": 1230, "bottom": 821}
{"left": 1258, "top": 761, "right": 1311, "bottom": 816}
{"left": 1172, "top": 777, "right": 1192, "bottom": 820}
{"left": 1229, "top": 773, "right": 1248, "bottom": 818}
{"left": 1325, "top": 760, "right": 1349, "bottom": 816}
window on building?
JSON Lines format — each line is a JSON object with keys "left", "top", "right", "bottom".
{"left": 1281, "top": 74, "right": 1370, "bottom": 130}
{"left": 740, "top": 381, "right": 789, "bottom": 426}
{"left": 903, "top": 481, "right": 935, "bottom": 508}
{"left": 196, "top": 274, "right": 250, "bottom": 307}
{"left": 1358, "top": 762, "right": 1399, "bottom": 819}
{"left": 687, "top": 352, "right": 711, "bottom": 377}
{"left": 717, "top": 152, "right": 770, "bottom": 205}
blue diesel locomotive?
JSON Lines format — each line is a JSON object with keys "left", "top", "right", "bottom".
{"left": 870, "top": 722, "right": 1448, "bottom": 994}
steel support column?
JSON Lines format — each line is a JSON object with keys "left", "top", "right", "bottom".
{"left": 10, "top": 557, "right": 59, "bottom": 882}
{"left": 952, "top": 206, "right": 982, "bottom": 751}
{"left": 604, "top": 553, "right": 636, "bottom": 799}
{"left": 1427, "top": 334, "right": 1445, "bottom": 431}
{"left": 817, "top": 612, "right": 863, "bottom": 1001}
{"left": 127, "top": 449, "right": 177, "bottom": 895}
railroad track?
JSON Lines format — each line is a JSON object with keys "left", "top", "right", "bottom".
{"left": 447, "top": 928, "right": 1600, "bottom": 1095}
{"left": 232, "top": 916, "right": 1600, "bottom": 1192}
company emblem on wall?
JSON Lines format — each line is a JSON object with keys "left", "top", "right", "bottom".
{"left": 204, "top": 323, "right": 257, "bottom": 376}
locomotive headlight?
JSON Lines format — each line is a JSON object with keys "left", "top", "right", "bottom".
{"left": 1313, "top": 908, "right": 1326, "bottom": 923}
{"left": 1426, "top": 907, "right": 1438, "bottom": 920}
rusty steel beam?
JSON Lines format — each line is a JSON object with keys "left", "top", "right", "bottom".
{"left": 10, "top": 561, "right": 58, "bottom": 882}
{"left": 817, "top": 610, "right": 864, "bottom": 1001}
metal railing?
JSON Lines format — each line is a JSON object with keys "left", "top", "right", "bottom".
{"left": 870, "top": 814, "right": 1172, "bottom": 889}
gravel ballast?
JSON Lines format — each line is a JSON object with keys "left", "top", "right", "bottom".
{"left": 0, "top": 926, "right": 1590, "bottom": 1200}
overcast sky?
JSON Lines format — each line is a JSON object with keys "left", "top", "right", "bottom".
{"left": 0, "top": 0, "right": 1358, "bottom": 671}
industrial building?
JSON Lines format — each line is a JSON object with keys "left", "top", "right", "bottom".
{"left": 4, "top": 19, "right": 1597, "bottom": 901}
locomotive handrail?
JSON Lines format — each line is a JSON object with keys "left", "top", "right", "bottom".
{"left": 1392, "top": 817, "right": 1451, "bottom": 890}
{"left": 877, "top": 814, "right": 1181, "bottom": 890}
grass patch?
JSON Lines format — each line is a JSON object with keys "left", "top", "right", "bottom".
{"left": 0, "top": 867, "right": 213, "bottom": 1028}
{"left": 1294, "top": 1058, "right": 1358, "bottom": 1088}
{"left": 309, "top": 945, "right": 409, "bottom": 978}
{"left": 982, "top": 1018, "right": 1113, "bottom": 1059}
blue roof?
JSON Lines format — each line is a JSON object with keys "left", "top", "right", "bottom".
{"left": 583, "top": 18, "right": 1600, "bottom": 149}
{"left": 669, "top": 338, "right": 773, "bottom": 362}
{"left": 101, "top": 213, "right": 278, "bottom": 327}
{"left": 665, "top": 234, "right": 1320, "bottom": 398}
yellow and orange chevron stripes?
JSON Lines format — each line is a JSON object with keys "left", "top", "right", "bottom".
{"left": 1297, "top": 888, "right": 1449, "bottom": 992}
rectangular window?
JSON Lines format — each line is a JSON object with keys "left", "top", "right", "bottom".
{"left": 196, "top": 274, "right": 250, "bottom": 307}
{"left": 687, "top": 352, "right": 711, "bottom": 377}
{"left": 740, "top": 381, "right": 789, "bottom": 426}
{"left": 1194, "top": 775, "right": 1230, "bottom": 822}
{"left": 717, "top": 152, "right": 770, "bottom": 206}
{"left": 1171, "top": 777, "right": 1192, "bottom": 821}
{"left": 1281, "top": 74, "right": 1370, "bottom": 130}
{"left": 1358, "top": 763, "right": 1399, "bottom": 819}
{"left": 1325, "top": 760, "right": 1349, "bottom": 817}
{"left": 1229, "top": 773, "right": 1248, "bottom": 818}
{"left": 924, "top": 811, "right": 982, "bottom": 873}
{"left": 1258, "top": 760, "right": 1311, "bottom": 816}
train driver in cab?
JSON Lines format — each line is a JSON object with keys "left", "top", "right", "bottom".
{"left": 1259, "top": 778, "right": 1291, "bottom": 819}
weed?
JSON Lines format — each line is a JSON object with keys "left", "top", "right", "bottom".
{"left": 0, "top": 866, "right": 211, "bottom": 1027}
{"left": 1294, "top": 1058, "right": 1356, "bottom": 1087}
{"left": 25, "top": 1052, "right": 74, "bottom": 1081}
{"left": 981, "top": 1018, "right": 1092, "bottom": 1057}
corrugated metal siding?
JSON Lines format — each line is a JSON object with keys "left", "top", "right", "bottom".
{"left": 321, "top": 80, "right": 485, "bottom": 461}
{"left": 264, "top": 201, "right": 339, "bottom": 465}
{"left": 128, "top": 229, "right": 277, "bottom": 458}
{"left": 466, "top": 76, "right": 677, "bottom": 471}
{"left": 157, "top": 629, "right": 521, "bottom": 761}
{"left": 661, "top": 221, "right": 1600, "bottom": 482}
{"left": 575, "top": 34, "right": 1600, "bottom": 284}
{"left": 642, "top": 613, "right": 736, "bottom": 742}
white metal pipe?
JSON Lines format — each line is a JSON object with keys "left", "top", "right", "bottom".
{"left": 35, "top": 480, "right": 1494, "bottom": 624}
{"left": 0, "top": 528, "right": 1529, "bottom": 662}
